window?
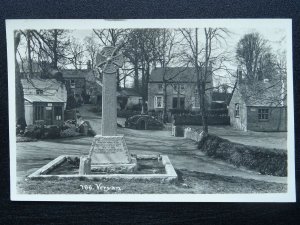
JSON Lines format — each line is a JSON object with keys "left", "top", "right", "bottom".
{"left": 35, "top": 105, "right": 44, "bottom": 121}
{"left": 235, "top": 103, "right": 240, "bottom": 117}
{"left": 173, "top": 84, "right": 185, "bottom": 94}
{"left": 180, "top": 84, "right": 185, "bottom": 93}
{"left": 191, "top": 96, "right": 200, "bottom": 108}
{"left": 258, "top": 108, "right": 269, "bottom": 120}
{"left": 194, "top": 86, "right": 198, "bottom": 95}
{"left": 172, "top": 97, "right": 185, "bottom": 109}
{"left": 54, "top": 106, "right": 62, "bottom": 120}
{"left": 70, "top": 79, "right": 75, "bottom": 88}
{"left": 158, "top": 84, "right": 163, "bottom": 93}
{"left": 36, "top": 89, "right": 43, "bottom": 95}
{"left": 154, "top": 96, "right": 163, "bottom": 108}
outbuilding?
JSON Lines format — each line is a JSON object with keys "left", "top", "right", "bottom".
{"left": 21, "top": 79, "right": 67, "bottom": 126}
{"left": 229, "top": 78, "right": 287, "bottom": 132}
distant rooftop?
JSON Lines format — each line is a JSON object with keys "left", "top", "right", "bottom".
{"left": 21, "top": 78, "right": 63, "bottom": 90}
{"left": 149, "top": 67, "right": 212, "bottom": 83}
{"left": 238, "top": 80, "right": 286, "bottom": 107}
{"left": 61, "top": 69, "right": 94, "bottom": 79}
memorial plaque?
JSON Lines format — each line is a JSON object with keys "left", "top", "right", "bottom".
{"left": 89, "top": 135, "right": 132, "bottom": 165}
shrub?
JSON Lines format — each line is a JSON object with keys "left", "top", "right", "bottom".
{"left": 117, "top": 110, "right": 140, "bottom": 118}
{"left": 44, "top": 125, "right": 61, "bottom": 139}
{"left": 66, "top": 96, "right": 77, "bottom": 109}
{"left": 16, "top": 136, "right": 37, "bottom": 142}
{"left": 60, "top": 128, "right": 80, "bottom": 138}
{"left": 24, "top": 124, "right": 44, "bottom": 139}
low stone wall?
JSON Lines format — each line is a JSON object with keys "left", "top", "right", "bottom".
{"left": 184, "top": 127, "right": 205, "bottom": 142}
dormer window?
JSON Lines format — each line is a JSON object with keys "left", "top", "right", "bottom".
{"left": 36, "top": 89, "right": 43, "bottom": 95}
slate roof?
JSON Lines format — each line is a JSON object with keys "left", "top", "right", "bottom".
{"left": 21, "top": 78, "right": 63, "bottom": 90}
{"left": 150, "top": 67, "right": 209, "bottom": 83}
{"left": 212, "top": 92, "right": 231, "bottom": 102}
{"left": 119, "top": 88, "right": 141, "bottom": 97}
{"left": 237, "top": 80, "right": 286, "bottom": 107}
{"left": 24, "top": 95, "right": 65, "bottom": 103}
{"left": 61, "top": 69, "right": 94, "bottom": 80}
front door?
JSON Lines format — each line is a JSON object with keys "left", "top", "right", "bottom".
{"left": 45, "top": 108, "right": 53, "bottom": 125}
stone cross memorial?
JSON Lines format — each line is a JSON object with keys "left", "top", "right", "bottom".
{"left": 81, "top": 46, "right": 136, "bottom": 174}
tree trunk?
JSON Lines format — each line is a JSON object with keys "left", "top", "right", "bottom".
{"left": 134, "top": 63, "right": 139, "bottom": 91}
{"left": 26, "top": 30, "right": 33, "bottom": 78}
{"left": 163, "top": 81, "right": 167, "bottom": 122}
{"left": 141, "top": 62, "right": 146, "bottom": 114}
{"left": 15, "top": 31, "right": 25, "bottom": 123}
{"left": 201, "top": 81, "right": 208, "bottom": 133}
{"left": 53, "top": 29, "right": 58, "bottom": 69}
{"left": 177, "top": 85, "right": 180, "bottom": 109}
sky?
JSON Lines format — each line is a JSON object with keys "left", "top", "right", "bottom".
{"left": 18, "top": 26, "right": 287, "bottom": 88}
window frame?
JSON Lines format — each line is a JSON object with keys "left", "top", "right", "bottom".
{"left": 154, "top": 96, "right": 164, "bottom": 108}
{"left": 157, "top": 83, "right": 163, "bottom": 93}
{"left": 34, "top": 104, "right": 45, "bottom": 121}
{"left": 234, "top": 103, "right": 240, "bottom": 118}
{"left": 54, "top": 106, "right": 62, "bottom": 121}
{"left": 36, "top": 89, "right": 43, "bottom": 95}
{"left": 70, "top": 79, "right": 76, "bottom": 88}
{"left": 258, "top": 108, "right": 269, "bottom": 121}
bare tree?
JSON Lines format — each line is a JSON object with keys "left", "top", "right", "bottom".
{"left": 84, "top": 34, "right": 99, "bottom": 71}
{"left": 14, "top": 31, "right": 25, "bottom": 124}
{"left": 67, "top": 37, "right": 85, "bottom": 70}
{"left": 123, "top": 30, "right": 141, "bottom": 91}
{"left": 180, "top": 28, "right": 231, "bottom": 133}
{"left": 236, "top": 32, "right": 274, "bottom": 82}
{"left": 31, "top": 29, "right": 70, "bottom": 70}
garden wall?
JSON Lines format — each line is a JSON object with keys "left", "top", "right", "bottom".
{"left": 174, "top": 114, "right": 230, "bottom": 126}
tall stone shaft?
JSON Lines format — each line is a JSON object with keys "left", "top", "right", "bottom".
{"left": 101, "top": 72, "right": 117, "bottom": 136}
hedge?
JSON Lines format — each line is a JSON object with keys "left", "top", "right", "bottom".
{"left": 198, "top": 134, "right": 287, "bottom": 177}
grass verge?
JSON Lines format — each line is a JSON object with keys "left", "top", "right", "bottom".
{"left": 17, "top": 169, "right": 286, "bottom": 194}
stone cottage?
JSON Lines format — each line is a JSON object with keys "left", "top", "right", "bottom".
{"left": 21, "top": 78, "right": 67, "bottom": 126}
{"left": 229, "top": 73, "right": 287, "bottom": 132}
{"left": 148, "top": 67, "right": 213, "bottom": 111}
{"left": 119, "top": 88, "right": 142, "bottom": 109}
{"left": 62, "top": 69, "right": 91, "bottom": 97}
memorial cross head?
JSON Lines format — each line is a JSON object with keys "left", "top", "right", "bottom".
{"left": 96, "top": 46, "right": 124, "bottom": 74}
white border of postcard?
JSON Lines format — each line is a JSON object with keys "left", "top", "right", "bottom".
{"left": 6, "top": 19, "right": 295, "bottom": 202}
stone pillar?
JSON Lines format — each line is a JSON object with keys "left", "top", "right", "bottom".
{"left": 101, "top": 72, "right": 117, "bottom": 136}
{"left": 79, "top": 156, "right": 91, "bottom": 175}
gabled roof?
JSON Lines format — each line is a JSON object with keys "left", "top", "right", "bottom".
{"left": 119, "top": 88, "right": 141, "bottom": 97}
{"left": 212, "top": 92, "right": 231, "bottom": 102}
{"left": 24, "top": 95, "right": 65, "bottom": 103}
{"left": 236, "top": 80, "right": 286, "bottom": 107}
{"left": 21, "top": 78, "right": 63, "bottom": 90}
{"left": 61, "top": 69, "right": 94, "bottom": 79}
{"left": 150, "top": 67, "right": 206, "bottom": 83}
